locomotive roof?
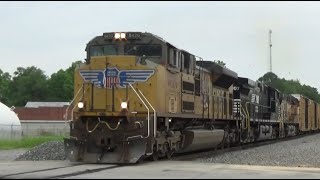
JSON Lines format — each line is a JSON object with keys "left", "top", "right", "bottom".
{"left": 196, "top": 61, "right": 238, "bottom": 79}
{"left": 291, "top": 94, "right": 312, "bottom": 101}
{"left": 88, "top": 31, "right": 166, "bottom": 41}
{"left": 196, "top": 61, "right": 238, "bottom": 89}
{"left": 87, "top": 32, "right": 162, "bottom": 47}
{"left": 86, "top": 31, "right": 187, "bottom": 52}
{"left": 238, "top": 77, "right": 257, "bottom": 88}
{"left": 283, "top": 94, "right": 299, "bottom": 103}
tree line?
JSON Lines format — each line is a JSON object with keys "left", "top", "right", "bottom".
{"left": 0, "top": 61, "right": 82, "bottom": 107}
{"left": 258, "top": 72, "right": 320, "bottom": 103}
{"left": 1, "top": 60, "right": 320, "bottom": 107}
{"left": 218, "top": 61, "right": 320, "bottom": 103}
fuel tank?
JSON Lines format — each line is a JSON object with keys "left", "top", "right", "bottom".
{"left": 177, "top": 129, "right": 225, "bottom": 153}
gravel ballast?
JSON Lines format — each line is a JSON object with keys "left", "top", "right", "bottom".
{"left": 196, "top": 133, "right": 320, "bottom": 167}
{"left": 15, "top": 141, "right": 65, "bottom": 161}
{"left": 15, "top": 133, "right": 320, "bottom": 167}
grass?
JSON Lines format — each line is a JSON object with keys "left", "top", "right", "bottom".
{"left": 0, "top": 135, "right": 64, "bottom": 150}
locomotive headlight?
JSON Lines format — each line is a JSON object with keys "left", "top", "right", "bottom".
{"left": 121, "top": 102, "right": 128, "bottom": 109}
{"left": 120, "top": 33, "right": 126, "bottom": 39}
{"left": 114, "top": 33, "right": 121, "bottom": 39}
{"left": 78, "top": 102, "right": 84, "bottom": 109}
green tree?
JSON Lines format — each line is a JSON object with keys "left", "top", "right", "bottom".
{"left": 47, "top": 60, "right": 83, "bottom": 102}
{"left": 258, "top": 72, "right": 320, "bottom": 103}
{"left": 258, "top": 72, "right": 278, "bottom": 84}
{"left": 0, "top": 69, "right": 11, "bottom": 105}
{"left": 65, "top": 60, "right": 83, "bottom": 83}
{"left": 8, "top": 66, "right": 48, "bottom": 107}
{"left": 47, "top": 69, "right": 73, "bottom": 101}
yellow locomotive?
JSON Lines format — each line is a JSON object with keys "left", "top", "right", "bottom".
{"left": 64, "top": 32, "right": 320, "bottom": 163}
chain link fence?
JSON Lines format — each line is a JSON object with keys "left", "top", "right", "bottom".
{"left": 0, "top": 124, "right": 22, "bottom": 140}
{"left": 0, "top": 121, "right": 70, "bottom": 140}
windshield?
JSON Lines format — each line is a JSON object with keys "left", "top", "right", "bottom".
{"left": 89, "top": 45, "right": 118, "bottom": 57}
{"left": 88, "top": 44, "right": 162, "bottom": 64}
{"left": 124, "top": 44, "right": 162, "bottom": 57}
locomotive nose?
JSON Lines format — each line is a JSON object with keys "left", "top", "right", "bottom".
{"left": 66, "top": 55, "right": 157, "bottom": 164}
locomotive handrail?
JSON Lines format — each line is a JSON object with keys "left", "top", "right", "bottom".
{"left": 126, "top": 83, "right": 151, "bottom": 141}
{"left": 245, "top": 102, "right": 250, "bottom": 132}
{"left": 244, "top": 100, "right": 277, "bottom": 137}
{"left": 65, "top": 84, "right": 84, "bottom": 122}
{"left": 70, "top": 85, "right": 90, "bottom": 122}
{"left": 64, "top": 82, "right": 91, "bottom": 121}
{"left": 208, "top": 93, "right": 278, "bottom": 140}
{"left": 70, "top": 84, "right": 89, "bottom": 121}
{"left": 64, "top": 84, "right": 85, "bottom": 137}
{"left": 138, "top": 89, "right": 157, "bottom": 138}
{"left": 241, "top": 106, "right": 249, "bottom": 130}
{"left": 244, "top": 100, "right": 277, "bottom": 120}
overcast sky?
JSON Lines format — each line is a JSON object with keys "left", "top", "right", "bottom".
{"left": 1, "top": 1, "right": 320, "bottom": 89}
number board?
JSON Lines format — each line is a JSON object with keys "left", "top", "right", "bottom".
{"left": 126, "top": 32, "right": 142, "bottom": 39}
{"left": 103, "top": 32, "right": 142, "bottom": 39}
{"left": 103, "top": 33, "right": 114, "bottom": 39}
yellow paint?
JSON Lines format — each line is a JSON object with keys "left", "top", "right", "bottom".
{"left": 72, "top": 55, "right": 236, "bottom": 121}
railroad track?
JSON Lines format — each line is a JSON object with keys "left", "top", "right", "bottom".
{"left": 0, "top": 163, "right": 124, "bottom": 179}
{"left": 171, "top": 131, "right": 319, "bottom": 161}
{"left": 1, "top": 132, "right": 318, "bottom": 179}
{"left": 48, "top": 165, "right": 123, "bottom": 179}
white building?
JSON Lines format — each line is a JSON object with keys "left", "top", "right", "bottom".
{"left": 0, "top": 102, "right": 22, "bottom": 139}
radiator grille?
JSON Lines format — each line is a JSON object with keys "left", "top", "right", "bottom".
{"left": 183, "top": 101, "right": 194, "bottom": 111}
{"left": 183, "top": 81, "right": 194, "bottom": 92}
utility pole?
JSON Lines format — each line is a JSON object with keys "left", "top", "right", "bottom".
{"left": 269, "top": 29, "right": 272, "bottom": 73}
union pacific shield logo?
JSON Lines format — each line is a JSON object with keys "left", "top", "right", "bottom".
{"left": 105, "top": 67, "right": 120, "bottom": 88}
{"left": 79, "top": 67, "right": 154, "bottom": 89}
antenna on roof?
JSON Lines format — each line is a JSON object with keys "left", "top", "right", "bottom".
{"left": 269, "top": 29, "right": 272, "bottom": 73}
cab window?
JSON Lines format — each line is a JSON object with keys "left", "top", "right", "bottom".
{"left": 124, "top": 44, "right": 162, "bottom": 57}
{"left": 89, "top": 45, "right": 118, "bottom": 57}
{"left": 182, "top": 52, "right": 194, "bottom": 74}
{"left": 168, "top": 48, "right": 179, "bottom": 68}
{"left": 125, "top": 44, "right": 162, "bottom": 64}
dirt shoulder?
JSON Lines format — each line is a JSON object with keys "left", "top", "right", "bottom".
{"left": 0, "top": 149, "right": 28, "bottom": 161}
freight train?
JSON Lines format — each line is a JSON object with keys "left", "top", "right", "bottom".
{"left": 64, "top": 32, "right": 320, "bottom": 163}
